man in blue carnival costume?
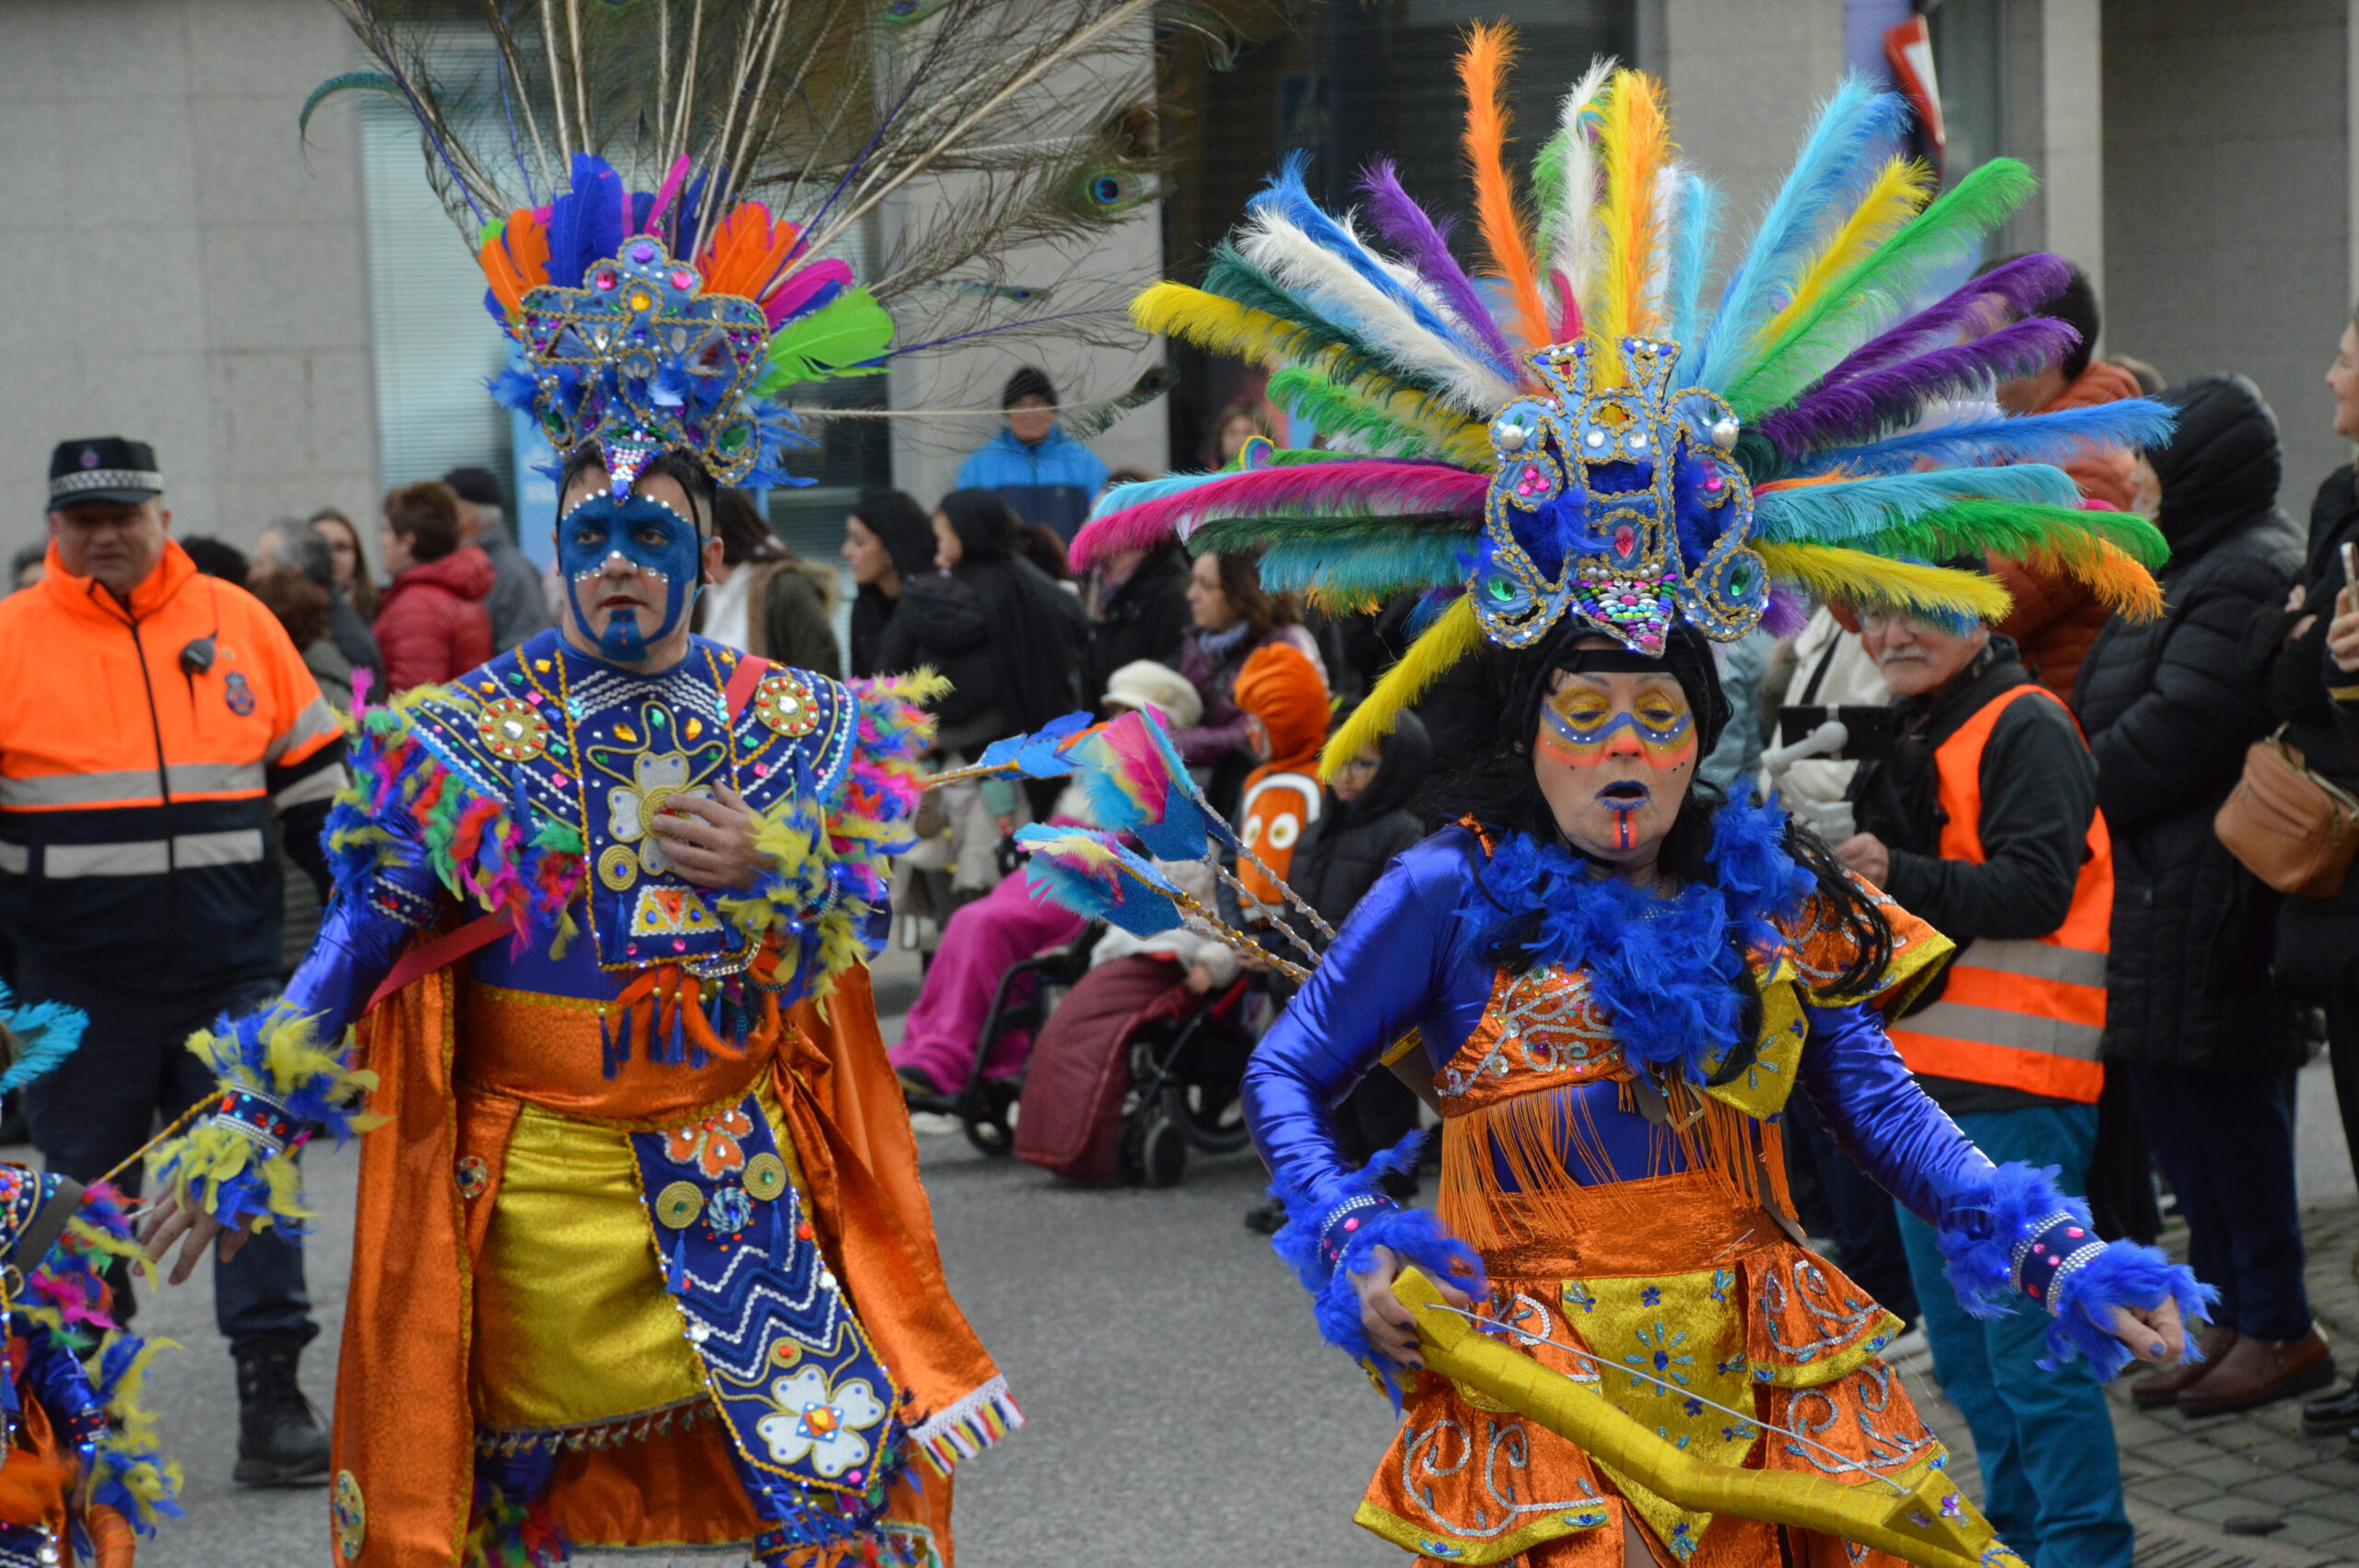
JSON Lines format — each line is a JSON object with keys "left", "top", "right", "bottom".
{"left": 1049, "top": 32, "right": 2211, "bottom": 1568}
{"left": 107, "top": 0, "right": 1347, "bottom": 1552}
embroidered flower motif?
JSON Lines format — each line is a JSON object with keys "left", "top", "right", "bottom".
{"left": 665, "top": 1107, "right": 755, "bottom": 1178}
{"left": 756, "top": 1365, "right": 886, "bottom": 1479}
{"left": 1640, "top": 1284, "right": 1663, "bottom": 1306}
{"left": 1708, "top": 1269, "right": 1733, "bottom": 1304}
{"left": 1625, "top": 1320, "right": 1693, "bottom": 1393}
{"left": 1564, "top": 1281, "right": 1599, "bottom": 1315}
{"left": 605, "top": 751, "right": 712, "bottom": 877}
{"left": 1682, "top": 1397, "right": 1703, "bottom": 1417}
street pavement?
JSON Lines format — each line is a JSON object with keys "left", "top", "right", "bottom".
{"left": 36, "top": 944, "right": 2359, "bottom": 1566}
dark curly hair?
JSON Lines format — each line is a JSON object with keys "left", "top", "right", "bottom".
{"left": 1421, "top": 615, "right": 1893, "bottom": 1001}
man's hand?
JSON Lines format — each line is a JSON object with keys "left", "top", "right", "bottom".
{"left": 2328, "top": 584, "right": 2359, "bottom": 673}
{"left": 2100, "top": 1293, "right": 2189, "bottom": 1366}
{"left": 1349, "top": 1244, "right": 1473, "bottom": 1368}
{"left": 652, "top": 786, "right": 769, "bottom": 890}
{"left": 1834, "top": 831, "right": 1891, "bottom": 887}
{"left": 136, "top": 1189, "right": 248, "bottom": 1286}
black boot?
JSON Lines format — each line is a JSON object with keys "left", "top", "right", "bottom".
{"left": 234, "top": 1335, "right": 331, "bottom": 1487}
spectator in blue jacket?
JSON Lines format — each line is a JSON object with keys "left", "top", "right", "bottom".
{"left": 955, "top": 367, "right": 1109, "bottom": 541}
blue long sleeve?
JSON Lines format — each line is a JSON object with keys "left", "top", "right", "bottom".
{"left": 1795, "top": 1000, "right": 1996, "bottom": 1228}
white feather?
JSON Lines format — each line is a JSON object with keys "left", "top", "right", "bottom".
{"left": 1543, "top": 58, "right": 1615, "bottom": 322}
{"left": 1238, "top": 210, "right": 1522, "bottom": 416}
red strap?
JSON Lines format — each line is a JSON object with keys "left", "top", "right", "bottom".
{"left": 367, "top": 914, "right": 509, "bottom": 1012}
{"left": 722, "top": 654, "right": 773, "bottom": 724}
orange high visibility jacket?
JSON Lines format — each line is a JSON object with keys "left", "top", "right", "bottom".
{"left": 1887, "top": 684, "right": 2112, "bottom": 1104}
{"left": 0, "top": 541, "right": 344, "bottom": 986}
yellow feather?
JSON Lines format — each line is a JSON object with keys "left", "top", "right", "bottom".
{"left": 1132, "top": 283, "right": 1493, "bottom": 465}
{"left": 1756, "top": 157, "right": 1933, "bottom": 347}
{"left": 1756, "top": 543, "right": 2013, "bottom": 621}
{"left": 1322, "top": 596, "right": 1485, "bottom": 779}
{"left": 1590, "top": 70, "right": 1672, "bottom": 382}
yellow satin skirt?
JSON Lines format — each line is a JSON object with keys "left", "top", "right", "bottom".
{"left": 467, "top": 1078, "right": 800, "bottom": 1439}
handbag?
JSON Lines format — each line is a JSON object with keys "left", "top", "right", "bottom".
{"left": 2213, "top": 730, "right": 2359, "bottom": 898}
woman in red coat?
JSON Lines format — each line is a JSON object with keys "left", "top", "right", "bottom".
{"left": 373, "top": 480, "right": 494, "bottom": 694}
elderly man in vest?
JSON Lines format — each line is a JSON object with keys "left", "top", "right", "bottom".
{"left": 1834, "top": 598, "right": 2130, "bottom": 1568}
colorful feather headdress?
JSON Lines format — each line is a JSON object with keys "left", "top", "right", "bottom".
{"left": 319, "top": 0, "right": 1296, "bottom": 494}
{"left": 1071, "top": 33, "right": 2174, "bottom": 773}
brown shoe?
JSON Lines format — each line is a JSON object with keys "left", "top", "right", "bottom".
{"left": 2132, "top": 1325, "right": 2236, "bottom": 1408}
{"left": 2177, "top": 1327, "right": 2335, "bottom": 1417}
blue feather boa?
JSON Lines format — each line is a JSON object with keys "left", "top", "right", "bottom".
{"left": 1267, "top": 1131, "right": 1487, "bottom": 1404}
{"left": 1468, "top": 790, "right": 1813, "bottom": 1082}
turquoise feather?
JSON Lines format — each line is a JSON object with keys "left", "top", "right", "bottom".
{"left": 0, "top": 979, "right": 86, "bottom": 1094}
{"left": 1665, "top": 170, "right": 1723, "bottom": 365}
{"left": 1259, "top": 534, "right": 1467, "bottom": 598}
{"left": 1799, "top": 399, "right": 2177, "bottom": 480}
{"left": 1754, "top": 464, "right": 2083, "bottom": 544}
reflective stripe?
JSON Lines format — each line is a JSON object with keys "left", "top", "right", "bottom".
{"left": 0, "top": 763, "right": 264, "bottom": 808}
{"left": 1940, "top": 964, "right": 2107, "bottom": 1029}
{"left": 1887, "top": 1027, "right": 2106, "bottom": 1103}
{"left": 42, "top": 828, "right": 267, "bottom": 879}
{"left": 0, "top": 842, "right": 24, "bottom": 875}
{"left": 1895, "top": 1000, "right": 2105, "bottom": 1060}
{"left": 266, "top": 697, "right": 342, "bottom": 764}
{"left": 273, "top": 765, "right": 347, "bottom": 811}
{"left": 1954, "top": 936, "right": 2107, "bottom": 989}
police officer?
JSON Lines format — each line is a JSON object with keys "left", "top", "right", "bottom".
{"left": 0, "top": 439, "right": 346, "bottom": 1485}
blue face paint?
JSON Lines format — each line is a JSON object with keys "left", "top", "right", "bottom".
{"left": 558, "top": 492, "right": 702, "bottom": 661}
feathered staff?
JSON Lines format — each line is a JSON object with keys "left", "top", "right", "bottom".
{"left": 1015, "top": 827, "right": 1309, "bottom": 979}
{"left": 1072, "top": 41, "right": 2173, "bottom": 776}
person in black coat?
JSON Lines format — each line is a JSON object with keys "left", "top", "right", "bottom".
{"left": 842, "top": 489, "right": 937, "bottom": 679}
{"left": 2075, "top": 374, "right": 2326, "bottom": 1414}
{"left": 2257, "top": 309, "right": 2359, "bottom": 1441}
{"left": 881, "top": 489, "right": 1086, "bottom": 812}
{"left": 1243, "top": 708, "right": 1434, "bottom": 1234}
{"left": 1081, "top": 539, "right": 1191, "bottom": 717}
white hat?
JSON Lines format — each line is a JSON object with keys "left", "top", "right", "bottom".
{"left": 1102, "top": 660, "right": 1203, "bottom": 729}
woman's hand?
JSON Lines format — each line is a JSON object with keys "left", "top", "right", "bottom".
{"left": 2099, "top": 1293, "right": 2189, "bottom": 1365}
{"left": 1349, "top": 1244, "right": 1473, "bottom": 1368}
{"left": 653, "top": 786, "right": 769, "bottom": 890}
{"left": 2328, "top": 584, "right": 2359, "bottom": 673}
{"left": 137, "top": 1189, "right": 249, "bottom": 1286}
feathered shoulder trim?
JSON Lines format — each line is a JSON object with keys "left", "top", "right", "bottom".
{"left": 1773, "top": 868, "right": 1953, "bottom": 1011}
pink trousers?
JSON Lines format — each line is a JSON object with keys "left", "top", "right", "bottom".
{"left": 887, "top": 868, "right": 1087, "bottom": 1094}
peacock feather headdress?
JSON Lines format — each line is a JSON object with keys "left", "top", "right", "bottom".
{"left": 318, "top": 0, "right": 1292, "bottom": 495}
{"left": 1071, "top": 30, "right": 2174, "bottom": 773}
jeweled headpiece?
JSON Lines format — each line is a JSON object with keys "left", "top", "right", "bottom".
{"left": 1069, "top": 40, "right": 2177, "bottom": 774}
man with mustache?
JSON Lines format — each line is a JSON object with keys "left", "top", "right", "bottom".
{"left": 1835, "top": 600, "right": 2134, "bottom": 1568}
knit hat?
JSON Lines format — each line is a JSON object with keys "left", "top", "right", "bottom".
{"left": 1233, "top": 641, "right": 1329, "bottom": 785}
{"left": 1102, "top": 660, "right": 1203, "bottom": 728}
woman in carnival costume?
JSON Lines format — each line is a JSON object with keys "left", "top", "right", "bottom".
{"left": 135, "top": 2, "right": 1285, "bottom": 1562}
{"left": 1065, "top": 33, "right": 2207, "bottom": 1568}
{"left": 0, "top": 989, "right": 183, "bottom": 1567}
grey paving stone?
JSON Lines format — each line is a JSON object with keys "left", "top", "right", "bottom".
{"left": 2268, "top": 1513, "right": 2353, "bottom": 1553}
{"left": 2227, "top": 1471, "right": 2341, "bottom": 1509}
{"left": 2176, "top": 1495, "right": 2277, "bottom": 1527}
{"left": 2186, "top": 1453, "right": 2271, "bottom": 1487}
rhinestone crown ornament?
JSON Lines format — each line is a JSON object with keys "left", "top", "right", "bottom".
{"left": 1473, "top": 338, "right": 1765, "bottom": 655}
{"left": 519, "top": 236, "right": 776, "bottom": 496}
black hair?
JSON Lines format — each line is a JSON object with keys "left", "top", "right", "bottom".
{"left": 181, "top": 534, "right": 250, "bottom": 586}
{"left": 1977, "top": 252, "right": 2098, "bottom": 381}
{"left": 712, "top": 488, "right": 786, "bottom": 568}
{"left": 556, "top": 446, "right": 717, "bottom": 532}
{"left": 1424, "top": 614, "right": 1894, "bottom": 1000}
{"left": 1001, "top": 366, "right": 1056, "bottom": 410}
{"left": 849, "top": 488, "right": 936, "bottom": 582}
{"left": 935, "top": 488, "right": 1018, "bottom": 565}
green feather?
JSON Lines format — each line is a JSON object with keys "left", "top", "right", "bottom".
{"left": 1531, "top": 128, "right": 1571, "bottom": 264}
{"left": 299, "top": 71, "right": 400, "bottom": 142}
{"left": 753, "top": 288, "right": 895, "bottom": 393}
{"left": 1852, "top": 499, "right": 2169, "bottom": 568}
{"left": 1722, "top": 158, "right": 2038, "bottom": 419}
{"left": 1268, "top": 368, "right": 1448, "bottom": 461}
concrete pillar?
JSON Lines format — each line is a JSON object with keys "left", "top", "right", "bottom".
{"left": 1999, "top": 0, "right": 2105, "bottom": 299}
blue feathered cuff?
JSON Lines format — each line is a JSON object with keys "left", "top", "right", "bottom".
{"left": 148, "top": 1003, "right": 383, "bottom": 1235}
{"left": 1933, "top": 1160, "right": 2214, "bottom": 1379}
{"left": 1266, "top": 1132, "right": 1486, "bottom": 1402}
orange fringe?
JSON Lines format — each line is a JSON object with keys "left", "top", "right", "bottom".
{"left": 1439, "top": 1077, "right": 1794, "bottom": 1256}
{"left": 478, "top": 208, "right": 550, "bottom": 321}
{"left": 1458, "top": 25, "right": 1555, "bottom": 357}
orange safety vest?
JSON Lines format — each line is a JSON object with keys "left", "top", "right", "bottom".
{"left": 1886, "top": 684, "right": 2112, "bottom": 1104}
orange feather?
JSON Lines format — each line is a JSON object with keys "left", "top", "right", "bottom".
{"left": 477, "top": 208, "right": 549, "bottom": 322}
{"left": 1458, "top": 25, "right": 1555, "bottom": 357}
{"left": 1593, "top": 71, "right": 1672, "bottom": 373}
{"left": 698, "top": 203, "right": 803, "bottom": 300}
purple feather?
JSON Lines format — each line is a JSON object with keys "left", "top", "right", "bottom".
{"left": 1817, "top": 254, "right": 2072, "bottom": 387}
{"left": 544, "top": 154, "right": 627, "bottom": 288}
{"left": 1759, "top": 317, "right": 2083, "bottom": 459}
{"left": 1356, "top": 160, "right": 1520, "bottom": 372}
{"left": 1071, "top": 461, "right": 1489, "bottom": 568}
{"left": 1761, "top": 584, "right": 1810, "bottom": 637}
